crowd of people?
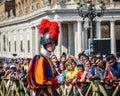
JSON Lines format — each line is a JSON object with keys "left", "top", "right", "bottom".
{"left": 0, "top": 52, "right": 120, "bottom": 95}
{"left": 0, "top": 53, "right": 119, "bottom": 95}
{"left": 51, "top": 52, "right": 120, "bottom": 96}
{"left": 0, "top": 58, "right": 30, "bottom": 84}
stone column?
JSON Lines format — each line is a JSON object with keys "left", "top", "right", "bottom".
{"left": 29, "top": 27, "right": 35, "bottom": 58}
{"left": 68, "top": 23, "right": 74, "bottom": 55}
{"left": 3, "top": 34, "right": 6, "bottom": 57}
{"left": 56, "top": 22, "right": 62, "bottom": 58}
{"left": 23, "top": 29, "right": 27, "bottom": 58}
{"left": 110, "top": 20, "right": 116, "bottom": 56}
{"left": 35, "top": 26, "right": 40, "bottom": 54}
{"left": 19, "top": 32, "right": 23, "bottom": 57}
{"left": 11, "top": 32, "right": 14, "bottom": 57}
{"left": 17, "top": 30, "right": 20, "bottom": 57}
{"left": 73, "top": 22, "right": 78, "bottom": 57}
{"left": 82, "top": 29, "right": 85, "bottom": 50}
{"left": 96, "top": 20, "right": 101, "bottom": 38}
{"left": 13, "top": 34, "right": 16, "bottom": 53}
{"left": 84, "top": 18, "right": 89, "bottom": 50}
{"left": 6, "top": 33, "right": 9, "bottom": 56}
{"left": 77, "top": 20, "right": 83, "bottom": 53}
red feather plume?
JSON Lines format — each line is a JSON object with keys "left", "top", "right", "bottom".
{"left": 38, "top": 19, "right": 60, "bottom": 40}
{"left": 49, "top": 21, "right": 59, "bottom": 39}
{"left": 38, "top": 19, "right": 50, "bottom": 34}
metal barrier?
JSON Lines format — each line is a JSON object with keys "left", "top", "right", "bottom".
{"left": 57, "top": 80, "right": 120, "bottom": 96}
{"left": 0, "top": 78, "right": 32, "bottom": 96}
{"left": 0, "top": 79, "right": 120, "bottom": 96}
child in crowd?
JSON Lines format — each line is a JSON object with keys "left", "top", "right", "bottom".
{"left": 71, "top": 62, "right": 85, "bottom": 87}
{"left": 84, "top": 60, "right": 94, "bottom": 80}
{"left": 65, "top": 60, "right": 78, "bottom": 83}
{"left": 67, "top": 55, "right": 77, "bottom": 69}
{"left": 71, "top": 63, "right": 86, "bottom": 96}
{"left": 64, "top": 60, "right": 78, "bottom": 95}
{"left": 90, "top": 56, "right": 97, "bottom": 76}
{"left": 81, "top": 60, "right": 94, "bottom": 95}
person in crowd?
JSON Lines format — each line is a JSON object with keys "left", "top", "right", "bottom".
{"left": 105, "top": 54, "right": 120, "bottom": 80}
{"left": 67, "top": 55, "right": 77, "bottom": 68}
{"left": 84, "top": 60, "right": 94, "bottom": 80}
{"left": 60, "top": 55, "right": 67, "bottom": 63}
{"left": 27, "top": 19, "right": 64, "bottom": 96}
{"left": 78, "top": 53, "right": 89, "bottom": 66}
{"left": 77, "top": 62, "right": 84, "bottom": 73}
{"left": 70, "top": 63, "right": 86, "bottom": 96}
{"left": 94, "top": 58, "right": 106, "bottom": 79}
{"left": 0, "top": 65, "right": 5, "bottom": 79}
{"left": 90, "top": 56, "right": 97, "bottom": 76}
{"left": 95, "top": 53, "right": 104, "bottom": 60}
{"left": 62, "top": 52, "right": 67, "bottom": 57}
{"left": 59, "top": 61, "right": 67, "bottom": 77}
{"left": 103, "top": 54, "right": 120, "bottom": 95}
{"left": 64, "top": 60, "right": 78, "bottom": 96}
{"left": 77, "top": 53, "right": 85, "bottom": 65}
{"left": 51, "top": 54, "right": 60, "bottom": 74}
{"left": 65, "top": 60, "right": 78, "bottom": 83}
{"left": 24, "top": 61, "right": 29, "bottom": 72}
{"left": 81, "top": 60, "right": 94, "bottom": 95}
{"left": 5, "top": 65, "right": 16, "bottom": 80}
{"left": 71, "top": 62, "right": 85, "bottom": 86}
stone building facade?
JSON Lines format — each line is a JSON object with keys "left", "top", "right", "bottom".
{"left": 0, "top": 0, "right": 120, "bottom": 58}
{"left": 0, "top": 0, "right": 15, "bottom": 21}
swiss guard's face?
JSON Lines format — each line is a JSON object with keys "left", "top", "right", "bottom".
{"left": 46, "top": 40, "right": 56, "bottom": 52}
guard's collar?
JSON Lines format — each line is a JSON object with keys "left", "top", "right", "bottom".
{"left": 41, "top": 48, "right": 51, "bottom": 57}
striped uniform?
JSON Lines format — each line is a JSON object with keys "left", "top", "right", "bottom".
{"left": 27, "top": 54, "right": 59, "bottom": 96}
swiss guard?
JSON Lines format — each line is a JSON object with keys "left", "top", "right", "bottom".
{"left": 27, "top": 19, "right": 64, "bottom": 96}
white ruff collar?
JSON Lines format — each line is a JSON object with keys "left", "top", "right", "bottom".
{"left": 41, "top": 48, "right": 51, "bottom": 57}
